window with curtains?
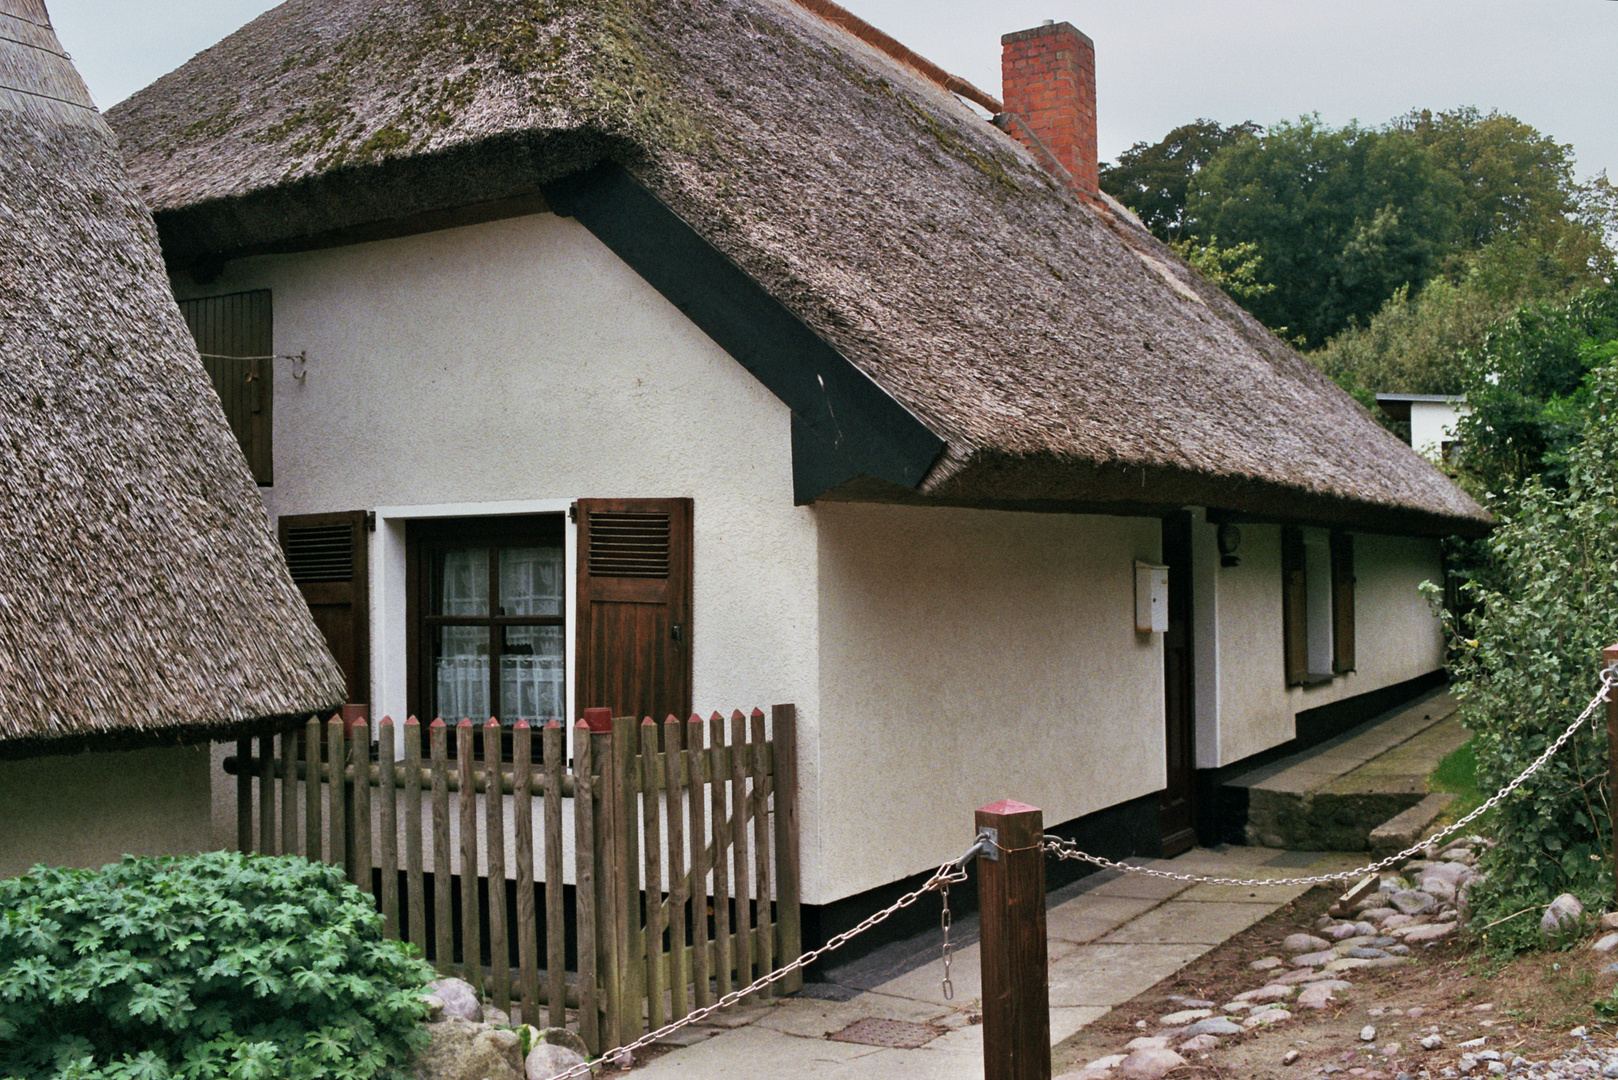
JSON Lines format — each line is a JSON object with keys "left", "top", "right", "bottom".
{"left": 407, "top": 515, "right": 565, "bottom": 726}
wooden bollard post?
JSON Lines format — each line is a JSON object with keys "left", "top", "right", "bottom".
{"left": 1605, "top": 644, "right": 1618, "bottom": 903}
{"left": 977, "top": 799, "right": 1051, "bottom": 1080}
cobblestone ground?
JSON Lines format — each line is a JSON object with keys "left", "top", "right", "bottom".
{"left": 1056, "top": 836, "right": 1618, "bottom": 1080}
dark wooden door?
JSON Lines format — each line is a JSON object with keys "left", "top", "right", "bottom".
{"left": 278, "top": 510, "right": 369, "bottom": 706}
{"left": 1160, "top": 511, "right": 1197, "bottom": 856}
{"left": 575, "top": 498, "right": 692, "bottom": 723}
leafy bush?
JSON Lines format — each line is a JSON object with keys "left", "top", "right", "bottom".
{"left": 1443, "top": 362, "right": 1618, "bottom": 954}
{"left": 0, "top": 852, "right": 434, "bottom": 1080}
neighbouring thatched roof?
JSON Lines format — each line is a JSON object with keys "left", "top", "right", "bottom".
{"left": 0, "top": 0, "right": 346, "bottom": 759}
{"left": 106, "top": 0, "right": 1489, "bottom": 536}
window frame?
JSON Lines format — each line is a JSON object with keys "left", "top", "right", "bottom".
{"left": 1282, "top": 525, "right": 1355, "bottom": 687}
{"left": 405, "top": 513, "right": 567, "bottom": 730}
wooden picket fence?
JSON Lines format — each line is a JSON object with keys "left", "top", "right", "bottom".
{"left": 225, "top": 704, "right": 801, "bottom": 1053}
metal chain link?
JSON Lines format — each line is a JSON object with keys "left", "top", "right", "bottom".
{"left": 538, "top": 858, "right": 970, "bottom": 1080}
{"left": 1043, "top": 672, "right": 1618, "bottom": 889}
{"left": 940, "top": 875, "right": 955, "bottom": 1000}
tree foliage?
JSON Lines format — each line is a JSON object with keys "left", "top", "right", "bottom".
{"left": 1312, "top": 232, "right": 1608, "bottom": 400}
{"left": 1099, "top": 119, "right": 1260, "bottom": 241}
{"left": 1454, "top": 284, "right": 1618, "bottom": 497}
{"left": 0, "top": 852, "right": 434, "bottom": 1080}
{"left": 1105, "top": 108, "right": 1614, "bottom": 360}
{"left": 1187, "top": 116, "right": 1457, "bottom": 347}
{"left": 1442, "top": 360, "right": 1618, "bottom": 954}
{"left": 1397, "top": 107, "right": 1584, "bottom": 250}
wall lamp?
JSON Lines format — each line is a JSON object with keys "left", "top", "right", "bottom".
{"left": 1217, "top": 523, "right": 1242, "bottom": 568}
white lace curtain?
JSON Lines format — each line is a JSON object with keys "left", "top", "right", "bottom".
{"left": 434, "top": 547, "right": 564, "bottom": 722}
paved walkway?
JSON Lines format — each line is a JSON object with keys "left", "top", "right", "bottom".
{"left": 628, "top": 844, "right": 1363, "bottom": 1079}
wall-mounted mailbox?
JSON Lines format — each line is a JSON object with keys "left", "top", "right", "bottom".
{"left": 1135, "top": 561, "right": 1169, "bottom": 634}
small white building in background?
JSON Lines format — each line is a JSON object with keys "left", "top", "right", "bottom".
{"left": 1376, "top": 394, "right": 1471, "bottom": 463}
{"left": 108, "top": 0, "right": 1490, "bottom": 947}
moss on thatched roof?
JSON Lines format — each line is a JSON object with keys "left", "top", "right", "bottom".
{"left": 0, "top": 0, "right": 346, "bottom": 759}
{"left": 106, "top": 0, "right": 1488, "bottom": 536}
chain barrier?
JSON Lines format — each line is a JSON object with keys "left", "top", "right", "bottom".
{"left": 1038, "top": 672, "right": 1618, "bottom": 889}
{"left": 939, "top": 874, "right": 956, "bottom": 1000}
{"left": 539, "top": 857, "right": 971, "bottom": 1080}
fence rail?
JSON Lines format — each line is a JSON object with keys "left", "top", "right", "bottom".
{"left": 225, "top": 704, "right": 801, "bottom": 1052}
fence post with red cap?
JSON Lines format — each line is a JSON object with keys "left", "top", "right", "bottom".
{"left": 977, "top": 798, "right": 1051, "bottom": 1080}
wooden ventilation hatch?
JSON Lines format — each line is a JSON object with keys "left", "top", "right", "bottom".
{"left": 587, "top": 511, "right": 671, "bottom": 578}
{"left": 283, "top": 521, "right": 355, "bottom": 583}
{"left": 575, "top": 499, "right": 692, "bottom": 724}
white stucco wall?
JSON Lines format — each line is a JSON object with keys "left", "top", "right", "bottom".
{"left": 1411, "top": 400, "right": 1469, "bottom": 460}
{"left": 0, "top": 745, "right": 213, "bottom": 879}
{"left": 180, "top": 211, "right": 820, "bottom": 854}
{"left": 1201, "top": 524, "right": 1447, "bottom": 768}
{"left": 812, "top": 503, "right": 1165, "bottom": 902}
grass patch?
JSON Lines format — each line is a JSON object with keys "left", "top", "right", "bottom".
{"left": 1429, "top": 735, "right": 1486, "bottom": 824}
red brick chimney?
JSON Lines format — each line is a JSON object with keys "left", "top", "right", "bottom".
{"left": 1000, "top": 22, "right": 1099, "bottom": 202}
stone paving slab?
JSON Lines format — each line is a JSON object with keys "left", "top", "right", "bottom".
{"left": 747, "top": 992, "right": 948, "bottom": 1037}
{"left": 1048, "top": 941, "right": 1215, "bottom": 1007}
{"left": 1046, "top": 892, "right": 1160, "bottom": 942}
{"left": 1096, "top": 897, "right": 1278, "bottom": 945}
{"left": 1079, "top": 871, "right": 1188, "bottom": 901}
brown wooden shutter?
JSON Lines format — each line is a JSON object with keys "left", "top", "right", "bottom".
{"left": 1331, "top": 531, "right": 1356, "bottom": 674}
{"left": 179, "top": 290, "right": 273, "bottom": 485}
{"left": 1281, "top": 525, "right": 1308, "bottom": 687}
{"left": 279, "top": 510, "right": 370, "bottom": 706}
{"left": 575, "top": 498, "right": 693, "bottom": 722}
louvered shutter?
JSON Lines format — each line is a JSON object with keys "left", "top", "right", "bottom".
{"left": 1281, "top": 525, "right": 1308, "bottom": 687}
{"left": 575, "top": 498, "right": 693, "bottom": 723}
{"left": 1331, "top": 532, "right": 1356, "bottom": 674}
{"left": 179, "top": 290, "right": 273, "bottom": 484}
{"left": 279, "top": 511, "right": 370, "bottom": 705}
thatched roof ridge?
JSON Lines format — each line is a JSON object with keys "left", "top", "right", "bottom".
{"left": 0, "top": 0, "right": 346, "bottom": 759}
{"left": 106, "top": 0, "right": 1488, "bottom": 536}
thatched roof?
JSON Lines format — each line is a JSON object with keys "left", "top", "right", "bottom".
{"left": 106, "top": 0, "right": 1489, "bottom": 537}
{"left": 0, "top": 0, "right": 346, "bottom": 759}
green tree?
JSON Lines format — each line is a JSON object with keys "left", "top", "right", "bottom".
{"left": 1398, "top": 107, "right": 1582, "bottom": 247}
{"left": 1099, "top": 119, "right": 1260, "bottom": 241}
{"left": 1188, "top": 116, "right": 1456, "bottom": 347}
{"left": 1311, "top": 230, "right": 1607, "bottom": 401}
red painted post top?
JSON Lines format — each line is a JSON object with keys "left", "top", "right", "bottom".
{"left": 583, "top": 706, "right": 612, "bottom": 733}
{"left": 1604, "top": 643, "right": 1618, "bottom": 664}
{"left": 979, "top": 798, "right": 1041, "bottom": 818}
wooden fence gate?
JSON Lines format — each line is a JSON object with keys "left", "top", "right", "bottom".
{"left": 226, "top": 704, "right": 801, "bottom": 1053}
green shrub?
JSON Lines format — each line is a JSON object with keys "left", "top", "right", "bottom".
{"left": 0, "top": 851, "right": 434, "bottom": 1080}
{"left": 1443, "top": 362, "right": 1618, "bottom": 954}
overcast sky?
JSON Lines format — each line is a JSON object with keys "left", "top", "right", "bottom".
{"left": 47, "top": 0, "right": 1618, "bottom": 181}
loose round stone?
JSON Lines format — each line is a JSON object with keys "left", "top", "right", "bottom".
{"left": 1159, "top": 1009, "right": 1213, "bottom": 1025}
{"left": 1283, "top": 933, "right": 1331, "bottom": 953}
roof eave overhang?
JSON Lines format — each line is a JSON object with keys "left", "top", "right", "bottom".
{"left": 0, "top": 703, "right": 344, "bottom": 763}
